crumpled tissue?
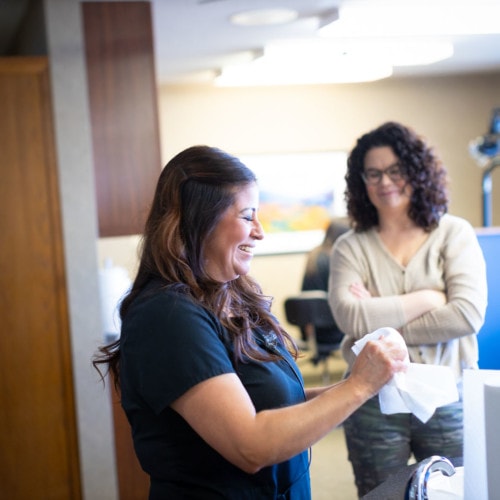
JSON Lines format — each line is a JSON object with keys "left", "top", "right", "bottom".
{"left": 352, "top": 327, "right": 459, "bottom": 423}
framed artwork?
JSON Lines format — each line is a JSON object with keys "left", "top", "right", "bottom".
{"left": 239, "top": 151, "right": 348, "bottom": 255}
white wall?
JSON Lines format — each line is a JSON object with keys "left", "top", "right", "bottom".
{"left": 45, "top": 0, "right": 118, "bottom": 498}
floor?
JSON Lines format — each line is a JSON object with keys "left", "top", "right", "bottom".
{"left": 298, "top": 351, "right": 359, "bottom": 500}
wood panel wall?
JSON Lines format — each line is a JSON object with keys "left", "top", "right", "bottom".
{"left": 83, "top": 2, "right": 157, "bottom": 497}
{"left": 83, "top": 1, "right": 162, "bottom": 237}
{"left": 0, "top": 57, "right": 81, "bottom": 500}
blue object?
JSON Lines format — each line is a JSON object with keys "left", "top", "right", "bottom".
{"left": 488, "top": 108, "right": 500, "bottom": 134}
{"left": 476, "top": 229, "right": 500, "bottom": 369}
{"left": 478, "top": 108, "right": 500, "bottom": 157}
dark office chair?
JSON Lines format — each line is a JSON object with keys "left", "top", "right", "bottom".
{"left": 284, "top": 290, "right": 344, "bottom": 383}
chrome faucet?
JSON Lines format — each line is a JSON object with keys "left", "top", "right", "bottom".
{"left": 407, "top": 455, "right": 456, "bottom": 500}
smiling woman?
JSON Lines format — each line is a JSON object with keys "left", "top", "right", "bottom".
{"left": 202, "top": 182, "right": 263, "bottom": 282}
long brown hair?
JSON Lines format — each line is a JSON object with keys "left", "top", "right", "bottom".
{"left": 93, "top": 145, "right": 297, "bottom": 388}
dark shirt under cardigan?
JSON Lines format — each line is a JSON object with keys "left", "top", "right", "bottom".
{"left": 120, "top": 283, "right": 311, "bottom": 499}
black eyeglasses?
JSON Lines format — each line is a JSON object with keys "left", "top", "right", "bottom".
{"left": 361, "top": 162, "right": 405, "bottom": 186}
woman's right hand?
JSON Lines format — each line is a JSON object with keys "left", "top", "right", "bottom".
{"left": 347, "top": 335, "right": 408, "bottom": 399}
{"left": 348, "top": 281, "right": 372, "bottom": 299}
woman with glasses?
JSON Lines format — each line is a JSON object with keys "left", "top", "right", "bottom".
{"left": 327, "top": 121, "right": 487, "bottom": 497}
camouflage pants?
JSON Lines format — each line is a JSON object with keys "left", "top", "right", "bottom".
{"left": 343, "top": 391, "right": 463, "bottom": 498}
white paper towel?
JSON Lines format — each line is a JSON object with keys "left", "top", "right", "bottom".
{"left": 463, "top": 369, "right": 500, "bottom": 500}
{"left": 352, "top": 327, "right": 459, "bottom": 423}
{"left": 98, "top": 258, "right": 132, "bottom": 337}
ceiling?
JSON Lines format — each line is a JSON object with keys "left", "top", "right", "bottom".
{"left": 1, "top": 0, "right": 499, "bottom": 86}
{"left": 150, "top": 0, "right": 500, "bottom": 85}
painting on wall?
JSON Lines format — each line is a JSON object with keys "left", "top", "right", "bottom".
{"left": 239, "top": 151, "right": 348, "bottom": 255}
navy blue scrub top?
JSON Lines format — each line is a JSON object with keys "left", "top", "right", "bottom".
{"left": 120, "top": 284, "right": 311, "bottom": 499}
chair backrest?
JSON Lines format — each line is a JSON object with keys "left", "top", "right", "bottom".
{"left": 284, "top": 290, "right": 336, "bottom": 329}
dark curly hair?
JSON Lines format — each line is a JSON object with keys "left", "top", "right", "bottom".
{"left": 345, "top": 121, "right": 448, "bottom": 232}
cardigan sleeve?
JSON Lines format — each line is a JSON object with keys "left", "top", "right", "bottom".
{"left": 327, "top": 232, "right": 407, "bottom": 340}
{"left": 401, "top": 216, "right": 487, "bottom": 345}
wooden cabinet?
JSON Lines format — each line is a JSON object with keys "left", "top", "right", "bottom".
{"left": 0, "top": 57, "right": 81, "bottom": 500}
{"left": 110, "top": 386, "right": 150, "bottom": 499}
{"left": 83, "top": 1, "right": 162, "bottom": 237}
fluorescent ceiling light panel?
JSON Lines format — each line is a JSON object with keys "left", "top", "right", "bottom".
{"left": 216, "top": 62, "right": 392, "bottom": 86}
{"left": 230, "top": 8, "right": 299, "bottom": 26}
{"left": 319, "top": 1, "right": 500, "bottom": 37}
{"left": 215, "top": 40, "right": 393, "bottom": 86}
{"left": 340, "top": 39, "right": 454, "bottom": 66}
{"left": 386, "top": 40, "right": 454, "bottom": 66}
{"left": 214, "top": 36, "right": 454, "bottom": 86}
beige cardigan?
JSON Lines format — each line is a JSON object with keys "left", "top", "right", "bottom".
{"left": 328, "top": 214, "right": 488, "bottom": 381}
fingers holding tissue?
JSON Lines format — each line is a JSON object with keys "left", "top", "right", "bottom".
{"left": 353, "top": 327, "right": 410, "bottom": 364}
{"left": 352, "top": 327, "right": 459, "bottom": 423}
{"left": 349, "top": 327, "right": 409, "bottom": 399}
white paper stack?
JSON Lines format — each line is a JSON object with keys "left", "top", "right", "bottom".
{"left": 98, "top": 258, "right": 132, "bottom": 339}
{"left": 463, "top": 370, "right": 500, "bottom": 500}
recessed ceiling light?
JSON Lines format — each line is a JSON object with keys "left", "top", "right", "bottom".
{"left": 230, "top": 8, "right": 299, "bottom": 27}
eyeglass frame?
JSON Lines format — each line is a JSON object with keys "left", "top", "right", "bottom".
{"left": 361, "top": 162, "right": 406, "bottom": 186}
